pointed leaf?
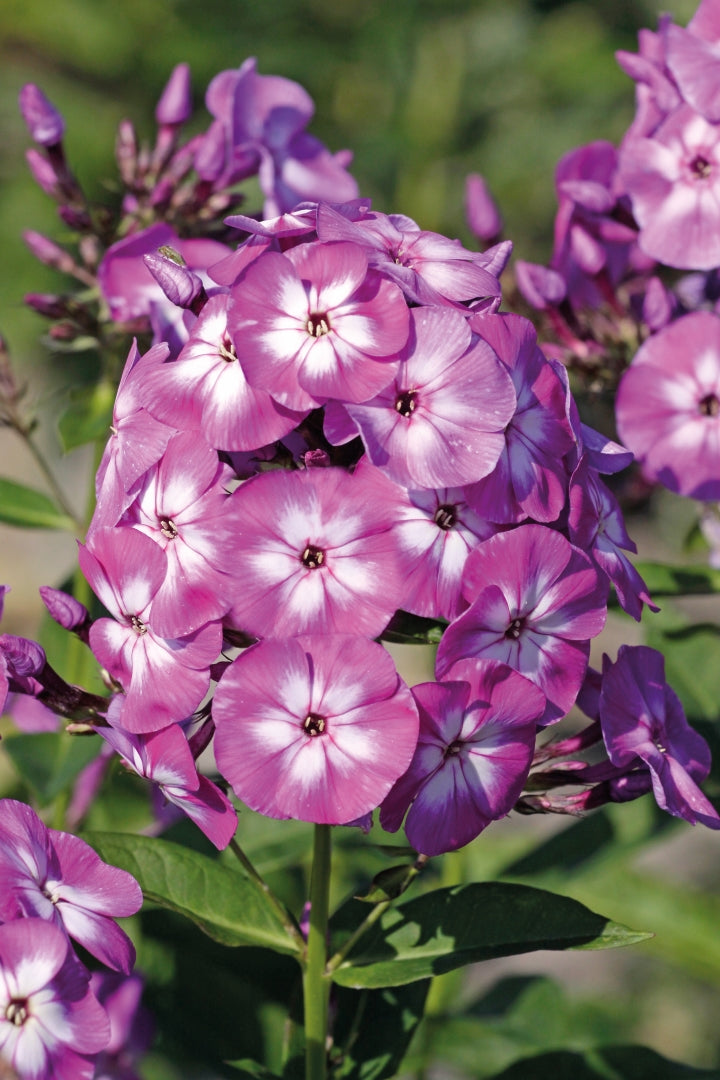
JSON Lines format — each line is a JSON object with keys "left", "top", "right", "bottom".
{"left": 0, "top": 477, "right": 75, "bottom": 531}
{"left": 634, "top": 561, "right": 720, "bottom": 597}
{"left": 84, "top": 832, "right": 302, "bottom": 956}
{"left": 486, "top": 1046, "right": 720, "bottom": 1079}
{"left": 355, "top": 865, "right": 416, "bottom": 903}
{"left": 330, "top": 883, "right": 651, "bottom": 989}
{"left": 226, "top": 1061, "right": 282, "bottom": 1079}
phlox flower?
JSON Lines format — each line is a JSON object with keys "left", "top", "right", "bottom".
{"left": 0, "top": 918, "right": 109, "bottom": 1080}
{"left": 227, "top": 240, "right": 409, "bottom": 410}
{"left": 138, "top": 294, "right": 305, "bottom": 452}
{"left": 392, "top": 484, "right": 498, "bottom": 621}
{"left": 599, "top": 645, "right": 720, "bottom": 828}
{"left": 225, "top": 463, "right": 404, "bottom": 639}
{"left": 118, "top": 430, "right": 244, "bottom": 635}
{"left": 0, "top": 800, "right": 142, "bottom": 974}
{"left": 101, "top": 705, "right": 238, "bottom": 851}
{"left": 466, "top": 312, "right": 575, "bottom": 522}
{"left": 328, "top": 307, "right": 516, "bottom": 490}
{"left": 436, "top": 524, "right": 607, "bottom": 724}
{"left": 213, "top": 635, "right": 419, "bottom": 824}
{"left": 79, "top": 527, "right": 221, "bottom": 733}
{"left": 315, "top": 203, "right": 504, "bottom": 307}
{"left": 615, "top": 310, "right": 720, "bottom": 500}
{"left": 89, "top": 972, "right": 153, "bottom": 1080}
{"left": 380, "top": 661, "right": 545, "bottom": 855}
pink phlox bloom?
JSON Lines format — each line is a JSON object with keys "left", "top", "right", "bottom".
{"left": 615, "top": 310, "right": 720, "bottom": 499}
{"left": 225, "top": 463, "right": 405, "bottom": 639}
{"left": 0, "top": 918, "right": 110, "bottom": 1080}
{"left": 79, "top": 528, "right": 221, "bottom": 733}
{"left": 6, "top": 693, "right": 60, "bottom": 733}
{"left": 92, "top": 339, "right": 175, "bottom": 531}
{"left": 466, "top": 312, "right": 575, "bottom": 522}
{"left": 213, "top": 634, "right": 419, "bottom": 824}
{"left": 0, "top": 800, "right": 142, "bottom": 975}
{"left": 568, "top": 456, "right": 658, "bottom": 620}
{"left": 227, "top": 240, "right": 409, "bottom": 410}
{"left": 101, "top": 707, "right": 237, "bottom": 851}
{"left": 666, "top": 16, "right": 720, "bottom": 122}
{"left": 616, "top": 19, "right": 681, "bottom": 143}
{"left": 338, "top": 307, "right": 516, "bottom": 489}
{"left": 436, "top": 524, "right": 607, "bottom": 724}
{"left": 599, "top": 645, "right": 720, "bottom": 828}
{"left": 380, "top": 661, "right": 545, "bottom": 855}
{"left": 618, "top": 103, "right": 720, "bottom": 270}
{"left": 90, "top": 972, "right": 153, "bottom": 1080}
{"left": 392, "top": 483, "right": 498, "bottom": 621}
{"left": 119, "top": 430, "right": 244, "bottom": 634}
{"left": 138, "top": 293, "right": 305, "bottom": 452}
{"left": 316, "top": 203, "right": 502, "bottom": 308}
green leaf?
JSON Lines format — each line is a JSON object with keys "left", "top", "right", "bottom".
{"left": 84, "top": 833, "right": 302, "bottom": 956}
{"left": 330, "top": 883, "right": 651, "bottom": 989}
{"left": 645, "top": 621, "right": 720, "bottom": 725}
{"left": 0, "top": 477, "right": 76, "bottom": 531}
{"left": 634, "top": 561, "right": 720, "bottom": 597}
{"left": 58, "top": 379, "right": 115, "bottom": 451}
{"left": 3, "top": 731, "right": 103, "bottom": 803}
{"left": 486, "top": 1046, "right": 720, "bottom": 1079}
{"left": 331, "top": 981, "right": 430, "bottom": 1080}
{"left": 226, "top": 1061, "right": 282, "bottom": 1079}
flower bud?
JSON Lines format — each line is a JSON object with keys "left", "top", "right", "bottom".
{"left": 25, "top": 148, "right": 62, "bottom": 198}
{"left": 115, "top": 119, "right": 138, "bottom": 186}
{"left": 195, "top": 120, "right": 227, "bottom": 182}
{"left": 0, "top": 634, "right": 46, "bottom": 678}
{"left": 143, "top": 251, "right": 205, "bottom": 310}
{"left": 23, "top": 231, "right": 76, "bottom": 274}
{"left": 39, "top": 586, "right": 91, "bottom": 640}
{"left": 24, "top": 293, "right": 69, "bottom": 319}
{"left": 57, "top": 204, "right": 93, "bottom": 231}
{"left": 19, "top": 84, "right": 65, "bottom": 146}
{"left": 155, "top": 63, "right": 192, "bottom": 127}
{"left": 515, "top": 260, "right": 567, "bottom": 310}
{"left": 465, "top": 173, "right": 502, "bottom": 242}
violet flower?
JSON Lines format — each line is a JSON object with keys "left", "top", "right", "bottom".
{"left": 599, "top": 646, "right": 720, "bottom": 828}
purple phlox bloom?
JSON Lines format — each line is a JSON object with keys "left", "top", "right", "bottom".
{"left": 0, "top": 799, "right": 142, "bottom": 974}
{"left": 118, "top": 430, "right": 244, "bottom": 634}
{"left": 91, "top": 339, "right": 175, "bottom": 531}
{"left": 138, "top": 293, "right": 305, "bottom": 452}
{"left": 616, "top": 18, "right": 681, "bottom": 143}
{"left": 97, "top": 222, "right": 230, "bottom": 345}
{"left": 568, "top": 456, "right": 658, "bottom": 620}
{"left": 316, "top": 203, "right": 502, "bottom": 308}
{"left": 465, "top": 173, "right": 503, "bottom": 243}
{"left": 204, "top": 59, "right": 358, "bottom": 215}
{"left": 90, "top": 972, "right": 153, "bottom": 1080}
{"left": 101, "top": 705, "right": 237, "bottom": 850}
{"left": 615, "top": 310, "right": 720, "bottom": 500}
{"left": 6, "top": 693, "right": 60, "bottom": 733}
{"left": 0, "top": 918, "right": 109, "bottom": 1080}
{"left": 465, "top": 312, "right": 575, "bottom": 523}
{"left": 392, "top": 483, "right": 498, "bottom": 621}
{"left": 576, "top": 422, "right": 634, "bottom": 475}
{"left": 143, "top": 252, "right": 205, "bottom": 313}
{"left": 380, "top": 660, "right": 545, "bottom": 855}
{"left": 549, "top": 141, "right": 640, "bottom": 309}
{"left": 599, "top": 645, "right": 720, "bottom": 829}
{"left": 227, "top": 240, "right": 409, "bottom": 410}
{"left": 224, "top": 463, "right": 405, "bottom": 639}
{"left": 643, "top": 274, "right": 676, "bottom": 330}
{"left": 514, "top": 261, "right": 567, "bottom": 311}
{"left": 331, "top": 306, "right": 516, "bottom": 490}
{"left": 436, "top": 524, "right": 607, "bottom": 725}
{"left": 618, "top": 103, "right": 720, "bottom": 270}
{"left": 79, "top": 527, "right": 221, "bottom": 733}
{"left": 213, "top": 634, "right": 419, "bottom": 824}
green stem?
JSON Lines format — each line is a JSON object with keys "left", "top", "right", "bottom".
{"left": 228, "top": 838, "right": 305, "bottom": 952}
{"left": 304, "top": 824, "right": 332, "bottom": 1080}
{"left": 19, "top": 426, "right": 84, "bottom": 535}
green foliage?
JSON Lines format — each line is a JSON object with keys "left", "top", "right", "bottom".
{"left": 3, "top": 730, "right": 102, "bottom": 803}
{"left": 84, "top": 832, "right": 303, "bottom": 956}
{"left": 0, "top": 477, "right": 75, "bottom": 531}
{"left": 330, "top": 883, "right": 651, "bottom": 989}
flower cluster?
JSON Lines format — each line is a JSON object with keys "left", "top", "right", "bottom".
{"left": 0, "top": 797, "right": 144, "bottom": 1079}
{"left": 513, "top": 0, "right": 720, "bottom": 510}
{"left": 5, "top": 30, "right": 718, "bottom": 882}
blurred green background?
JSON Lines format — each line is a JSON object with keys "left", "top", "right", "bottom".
{"left": 2, "top": 1, "right": 720, "bottom": 1077}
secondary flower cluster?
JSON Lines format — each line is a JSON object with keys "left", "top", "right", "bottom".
{"left": 514, "top": 0, "right": 720, "bottom": 509}
{"left": 0, "top": 796, "right": 145, "bottom": 1079}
